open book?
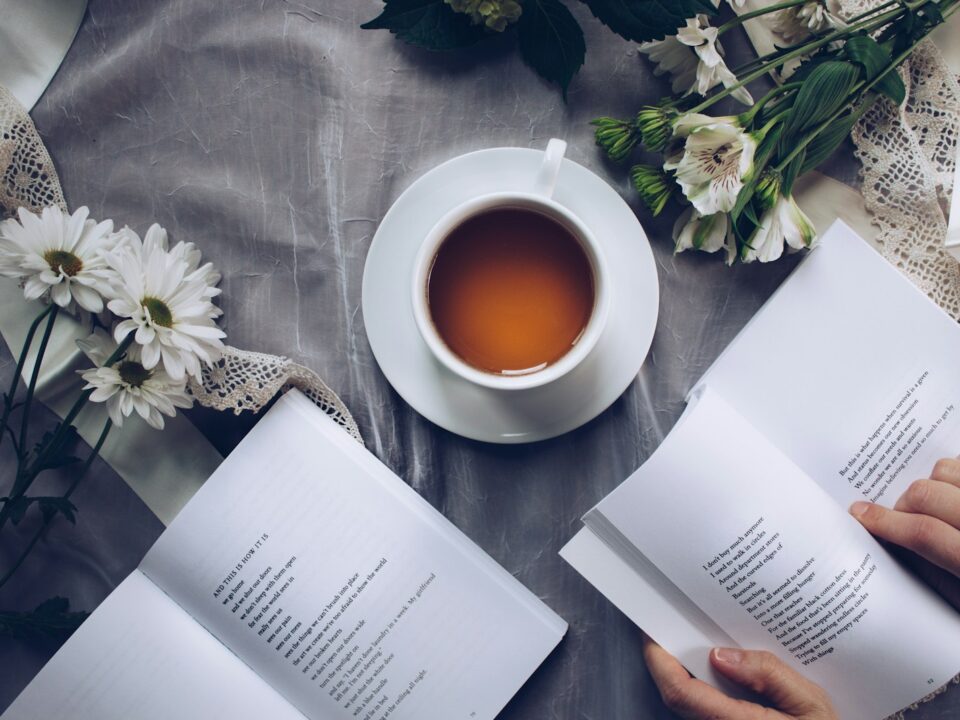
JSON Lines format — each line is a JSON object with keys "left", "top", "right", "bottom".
{"left": 5, "top": 390, "right": 566, "bottom": 720}
{"left": 561, "top": 221, "right": 960, "bottom": 720}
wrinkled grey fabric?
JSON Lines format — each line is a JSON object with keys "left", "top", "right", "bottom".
{"left": 1, "top": 0, "right": 958, "bottom": 717}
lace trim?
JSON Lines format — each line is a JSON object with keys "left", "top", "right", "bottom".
{"left": 189, "top": 346, "right": 361, "bottom": 442}
{"left": 0, "top": 85, "right": 67, "bottom": 216}
{"left": 838, "top": 1, "right": 960, "bottom": 320}
{"left": 0, "top": 84, "right": 361, "bottom": 442}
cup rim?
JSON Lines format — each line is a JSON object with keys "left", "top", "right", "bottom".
{"left": 411, "top": 192, "right": 610, "bottom": 391}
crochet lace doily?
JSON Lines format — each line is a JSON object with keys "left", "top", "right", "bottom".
{"left": 0, "top": 84, "right": 361, "bottom": 443}
{"left": 840, "top": 0, "right": 960, "bottom": 320}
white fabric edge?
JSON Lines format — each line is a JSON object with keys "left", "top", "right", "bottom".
{"left": 0, "top": 0, "right": 88, "bottom": 110}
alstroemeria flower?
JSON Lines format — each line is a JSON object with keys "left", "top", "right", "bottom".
{"left": 673, "top": 207, "right": 736, "bottom": 264}
{"left": 664, "top": 115, "right": 757, "bottom": 216}
{"left": 639, "top": 36, "right": 698, "bottom": 95}
{"left": 675, "top": 16, "right": 754, "bottom": 105}
{"left": 742, "top": 194, "right": 818, "bottom": 263}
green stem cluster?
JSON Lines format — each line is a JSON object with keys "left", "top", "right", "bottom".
{"left": 0, "top": 316, "right": 133, "bottom": 554}
{"left": 0, "top": 419, "right": 112, "bottom": 590}
{"left": 708, "top": 0, "right": 960, "bottom": 118}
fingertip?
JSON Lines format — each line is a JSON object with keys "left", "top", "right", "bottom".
{"left": 710, "top": 647, "right": 744, "bottom": 668}
{"left": 849, "top": 500, "right": 872, "bottom": 520}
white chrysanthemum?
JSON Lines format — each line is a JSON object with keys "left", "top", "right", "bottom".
{"left": 742, "top": 194, "right": 818, "bottom": 263}
{"left": 674, "top": 16, "right": 754, "bottom": 105}
{"left": 673, "top": 207, "right": 736, "bottom": 264}
{"left": 639, "top": 36, "right": 698, "bottom": 94}
{"left": 665, "top": 114, "right": 757, "bottom": 215}
{"left": 0, "top": 206, "right": 117, "bottom": 312}
{"left": 78, "top": 329, "right": 192, "bottom": 430}
{"left": 768, "top": 0, "right": 845, "bottom": 45}
{"left": 102, "top": 223, "right": 225, "bottom": 381}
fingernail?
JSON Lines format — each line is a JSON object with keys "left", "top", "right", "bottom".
{"left": 850, "top": 501, "right": 870, "bottom": 518}
{"left": 713, "top": 648, "right": 743, "bottom": 666}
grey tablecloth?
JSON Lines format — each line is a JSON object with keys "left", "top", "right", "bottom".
{"left": 1, "top": 1, "right": 958, "bottom": 717}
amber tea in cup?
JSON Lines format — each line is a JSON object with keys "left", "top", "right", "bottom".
{"left": 426, "top": 207, "right": 596, "bottom": 376}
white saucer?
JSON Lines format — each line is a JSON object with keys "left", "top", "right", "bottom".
{"left": 361, "top": 147, "right": 659, "bottom": 443}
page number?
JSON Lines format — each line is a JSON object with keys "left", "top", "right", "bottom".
{"left": 928, "top": 678, "right": 935, "bottom": 685}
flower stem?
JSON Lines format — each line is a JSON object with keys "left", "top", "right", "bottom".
{"left": 740, "top": 82, "right": 800, "bottom": 126}
{"left": 0, "top": 332, "right": 133, "bottom": 532}
{"left": 0, "top": 418, "right": 112, "bottom": 591}
{"left": 717, "top": 0, "right": 812, "bottom": 35}
{"left": 688, "top": 3, "right": 913, "bottom": 116}
{"left": 30, "top": 332, "right": 134, "bottom": 476}
{"left": 16, "top": 306, "right": 60, "bottom": 465}
{"left": 0, "top": 305, "right": 52, "bottom": 445}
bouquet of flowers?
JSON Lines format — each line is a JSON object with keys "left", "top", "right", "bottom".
{"left": 594, "top": 0, "right": 957, "bottom": 263}
{"left": 0, "top": 205, "right": 224, "bottom": 635}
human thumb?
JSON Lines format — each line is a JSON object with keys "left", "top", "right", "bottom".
{"left": 710, "top": 648, "right": 834, "bottom": 717}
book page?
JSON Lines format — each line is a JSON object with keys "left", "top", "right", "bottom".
{"left": 140, "top": 390, "right": 565, "bottom": 720}
{"left": 590, "top": 390, "right": 960, "bottom": 720}
{"left": 700, "top": 221, "right": 960, "bottom": 508}
{"left": 559, "top": 529, "right": 739, "bottom": 692}
{"left": 2, "top": 572, "right": 302, "bottom": 720}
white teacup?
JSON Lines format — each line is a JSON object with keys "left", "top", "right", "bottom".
{"left": 411, "top": 139, "right": 611, "bottom": 392}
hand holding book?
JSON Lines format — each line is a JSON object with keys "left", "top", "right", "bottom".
{"left": 850, "top": 457, "right": 960, "bottom": 612}
{"left": 641, "top": 454, "right": 960, "bottom": 720}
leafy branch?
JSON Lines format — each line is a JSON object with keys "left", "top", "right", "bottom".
{"left": 362, "top": 0, "right": 716, "bottom": 95}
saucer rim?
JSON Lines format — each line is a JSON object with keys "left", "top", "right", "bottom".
{"left": 361, "top": 145, "right": 660, "bottom": 443}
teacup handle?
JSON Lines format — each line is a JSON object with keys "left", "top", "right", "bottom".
{"left": 532, "top": 138, "right": 567, "bottom": 199}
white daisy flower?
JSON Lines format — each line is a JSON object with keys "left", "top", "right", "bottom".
{"left": 665, "top": 114, "right": 757, "bottom": 215}
{"left": 674, "top": 16, "right": 754, "bottom": 105}
{"left": 673, "top": 207, "right": 737, "bottom": 264}
{"left": 78, "top": 329, "right": 192, "bottom": 430}
{"left": 0, "top": 206, "right": 116, "bottom": 312}
{"left": 742, "top": 194, "right": 818, "bottom": 263}
{"left": 102, "top": 223, "right": 225, "bottom": 381}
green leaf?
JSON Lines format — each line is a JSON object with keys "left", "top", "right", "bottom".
{"left": 845, "top": 36, "right": 888, "bottom": 78}
{"left": 781, "top": 148, "right": 806, "bottom": 195}
{"left": 38, "top": 497, "right": 78, "bottom": 524}
{"left": 7, "top": 496, "right": 29, "bottom": 525}
{"left": 845, "top": 35, "right": 904, "bottom": 105}
{"left": 518, "top": 0, "right": 586, "bottom": 98}
{"left": 0, "top": 597, "right": 88, "bottom": 640}
{"left": 873, "top": 71, "right": 905, "bottom": 106}
{"left": 361, "top": 0, "right": 487, "bottom": 51}
{"left": 581, "top": 0, "right": 715, "bottom": 43}
{"left": 731, "top": 183, "right": 757, "bottom": 223}
{"left": 783, "top": 61, "right": 861, "bottom": 141}
{"left": 798, "top": 112, "right": 856, "bottom": 174}
{"left": 31, "top": 425, "right": 81, "bottom": 473}
{"left": 755, "top": 124, "right": 783, "bottom": 170}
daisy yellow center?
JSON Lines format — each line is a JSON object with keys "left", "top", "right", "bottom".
{"left": 118, "top": 360, "right": 152, "bottom": 388}
{"left": 141, "top": 297, "right": 174, "bottom": 328}
{"left": 43, "top": 250, "right": 83, "bottom": 277}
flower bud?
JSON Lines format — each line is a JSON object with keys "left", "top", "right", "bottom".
{"left": 592, "top": 117, "right": 640, "bottom": 162}
{"left": 635, "top": 105, "right": 679, "bottom": 153}
{"left": 755, "top": 169, "right": 782, "bottom": 210}
{"left": 630, "top": 165, "right": 675, "bottom": 216}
